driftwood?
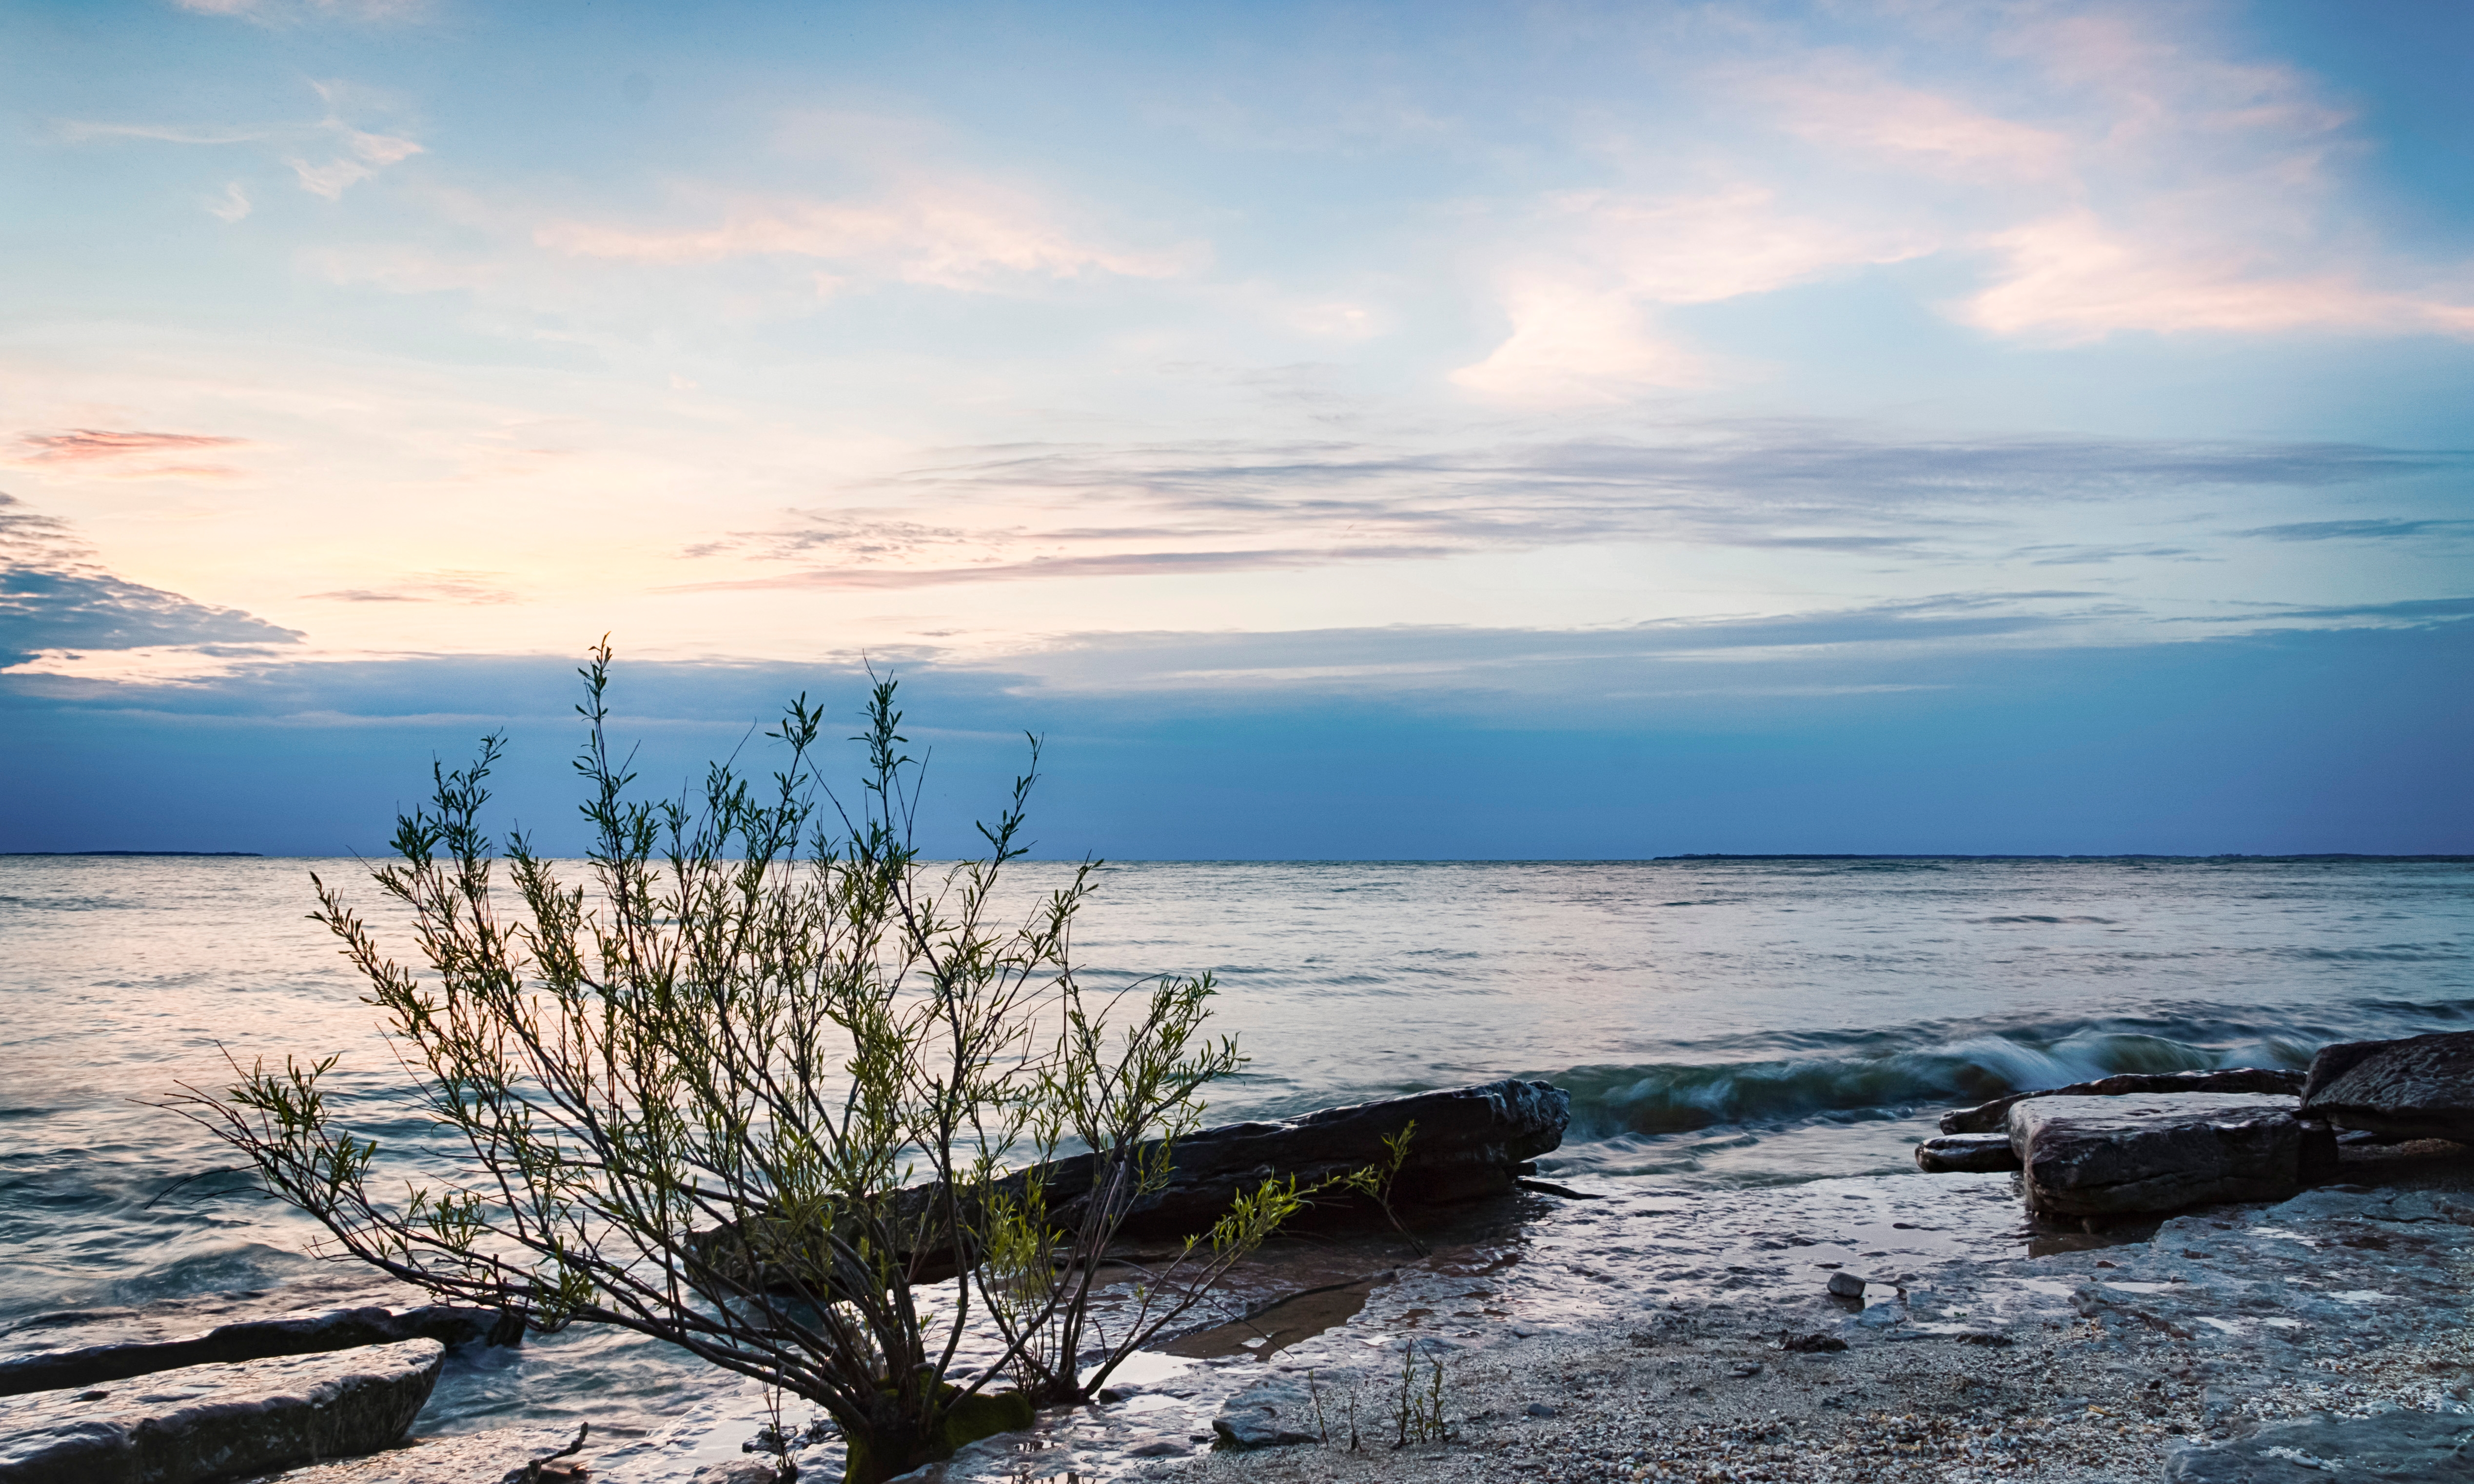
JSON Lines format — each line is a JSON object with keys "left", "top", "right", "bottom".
{"left": 1939, "top": 1068, "right": 2305, "bottom": 1134}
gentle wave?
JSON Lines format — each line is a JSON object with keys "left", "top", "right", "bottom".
{"left": 1548, "top": 1005, "right": 2474, "bottom": 1138}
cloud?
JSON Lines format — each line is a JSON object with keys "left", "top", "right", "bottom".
{"left": 0, "top": 492, "right": 301, "bottom": 668}
{"left": 1452, "top": 7, "right": 2474, "bottom": 399}
{"left": 537, "top": 183, "right": 1201, "bottom": 293}
{"left": 1453, "top": 189, "right": 1935, "bottom": 402}
{"left": 17, "top": 430, "right": 245, "bottom": 463}
{"left": 1961, "top": 211, "right": 2474, "bottom": 342}
{"left": 59, "top": 79, "right": 422, "bottom": 201}
{"left": 670, "top": 543, "right": 1459, "bottom": 593}
{"left": 1757, "top": 72, "right": 2072, "bottom": 182}
{"left": 2240, "top": 518, "right": 2474, "bottom": 543}
{"left": 300, "top": 570, "right": 523, "bottom": 604}
{"left": 287, "top": 116, "right": 423, "bottom": 200}
{"left": 938, "top": 592, "right": 2141, "bottom": 701}
{"left": 56, "top": 121, "right": 274, "bottom": 145}
{"left": 12, "top": 429, "right": 250, "bottom": 479}
{"left": 665, "top": 425, "right": 2453, "bottom": 597}
{"left": 172, "top": 0, "right": 432, "bottom": 21}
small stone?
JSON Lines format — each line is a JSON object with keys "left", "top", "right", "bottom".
{"left": 1525, "top": 1402, "right": 1559, "bottom": 1418}
{"left": 1910, "top": 1133, "right": 2028, "bottom": 1177}
{"left": 689, "top": 1462, "right": 784, "bottom": 1484}
{"left": 1127, "top": 1440, "right": 1188, "bottom": 1457}
{"left": 1211, "top": 1413, "right": 1318, "bottom": 1450}
{"left": 1827, "top": 1272, "right": 1867, "bottom": 1298}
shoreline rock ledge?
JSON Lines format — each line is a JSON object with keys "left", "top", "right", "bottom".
{"left": 2010, "top": 1092, "right": 2336, "bottom": 1217}
{"left": 0, "top": 1304, "right": 515, "bottom": 1399}
{"left": 0, "top": 1337, "right": 443, "bottom": 1484}
{"left": 2302, "top": 1028, "right": 2474, "bottom": 1145}
{"left": 1088, "top": 1076, "right": 1572, "bottom": 1239}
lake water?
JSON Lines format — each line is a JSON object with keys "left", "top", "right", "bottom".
{"left": 3, "top": 854, "right": 2468, "bottom": 1450}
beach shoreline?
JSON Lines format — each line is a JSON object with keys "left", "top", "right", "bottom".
{"left": 219, "top": 1144, "right": 2474, "bottom": 1483}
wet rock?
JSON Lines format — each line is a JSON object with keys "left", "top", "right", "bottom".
{"left": 1524, "top": 1402, "right": 1558, "bottom": 1418}
{"left": 1046, "top": 1077, "right": 1571, "bottom": 1240}
{"left": 1942, "top": 1068, "right": 2305, "bottom": 1135}
{"left": 2302, "top": 1030, "right": 2474, "bottom": 1145}
{"left": 0, "top": 1304, "right": 517, "bottom": 1398}
{"left": 1914, "top": 1133, "right": 2022, "bottom": 1173}
{"left": 0, "top": 1337, "right": 442, "bottom": 1484}
{"left": 2009, "top": 1093, "right": 2333, "bottom": 1217}
{"left": 688, "top": 1463, "right": 784, "bottom": 1484}
{"left": 1778, "top": 1332, "right": 1848, "bottom": 1352}
{"left": 1211, "top": 1413, "right": 1318, "bottom": 1450}
{"left": 1826, "top": 1272, "right": 1866, "bottom": 1298}
{"left": 1211, "top": 1375, "right": 1324, "bottom": 1451}
{"left": 2166, "top": 1408, "right": 2474, "bottom": 1481}
{"left": 704, "top": 1078, "right": 1570, "bottom": 1287}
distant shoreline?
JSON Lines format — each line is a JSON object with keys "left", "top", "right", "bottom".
{"left": 0, "top": 850, "right": 267, "bottom": 858}
{"left": 1, "top": 851, "right": 2467, "bottom": 864}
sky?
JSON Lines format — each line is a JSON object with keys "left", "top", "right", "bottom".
{"left": 2, "top": 0, "right": 2469, "bottom": 857}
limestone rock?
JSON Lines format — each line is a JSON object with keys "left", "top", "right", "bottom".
{"left": 2008, "top": 1093, "right": 2334, "bottom": 1217}
{"left": 1914, "top": 1133, "right": 2021, "bottom": 1172}
{"left": 2166, "top": 1408, "right": 2474, "bottom": 1482}
{"left": 1077, "top": 1077, "right": 1571, "bottom": 1239}
{"left": 1210, "top": 1375, "right": 1323, "bottom": 1452}
{"left": 0, "top": 1337, "right": 443, "bottom": 1484}
{"left": 702, "top": 1078, "right": 1571, "bottom": 1288}
{"left": 0, "top": 1305, "right": 516, "bottom": 1398}
{"left": 1942, "top": 1068, "right": 2305, "bottom": 1135}
{"left": 2302, "top": 1030, "right": 2474, "bottom": 1145}
{"left": 687, "top": 1462, "right": 785, "bottom": 1484}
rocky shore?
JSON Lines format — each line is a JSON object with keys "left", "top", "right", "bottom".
{"left": 12, "top": 1036, "right": 2474, "bottom": 1483}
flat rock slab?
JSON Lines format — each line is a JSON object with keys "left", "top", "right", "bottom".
{"left": 0, "top": 1305, "right": 514, "bottom": 1397}
{"left": 0, "top": 1338, "right": 443, "bottom": 1484}
{"left": 2167, "top": 1408, "right": 2474, "bottom": 1482}
{"left": 1942, "top": 1068, "right": 2305, "bottom": 1134}
{"left": 1047, "top": 1076, "right": 1572, "bottom": 1240}
{"left": 1914, "top": 1133, "right": 2021, "bottom": 1173}
{"left": 2009, "top": 1093, "right": 2333, "bottom": 1217}
{"left": 2303, "top": 1030, "right": 2474, "bottom": 1145}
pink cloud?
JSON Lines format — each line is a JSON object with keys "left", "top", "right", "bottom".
{"left": 1963, "top": 212, "right": 2474, "bottom": 342}
{"left": 18, "top": 429, "right": 248, "bottom": 464}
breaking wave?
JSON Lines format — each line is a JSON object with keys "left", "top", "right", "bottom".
{"left": 1551, "top": 1001, "right": 2474, "bottom": 1138}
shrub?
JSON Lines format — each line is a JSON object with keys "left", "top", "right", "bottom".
{"left": 171, "top": 643, "right": 1309, "bottom": 1482}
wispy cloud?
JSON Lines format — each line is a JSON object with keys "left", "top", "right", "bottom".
{"left": 538, "top": 184, "right": 1201, "bottom": 293}
{"left": 301, "top": 570, "right": 523, "bottom": 604}
{"left": 62, "top": 79, "right": 422, "bottom": 201}
{"left": 207, "top": 181, "right": 253, "bottom": 222}
{"left": 11, "top": 429, "right": 251, "bottom": 479}
{"left": 1453, "top": 188, "right": 1935, "bottom": 401}
{"left": 1450, "top": 7, "right": 2474, "bottom": 402}
{"left": 2238, "top": 518, "right": 2474, "bottom": 542}
{"left": 669, "top": 425, "right": 2452, "bottom": 593}
{"left": 57, "top": 121, "right": 275, "bottom": 145}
